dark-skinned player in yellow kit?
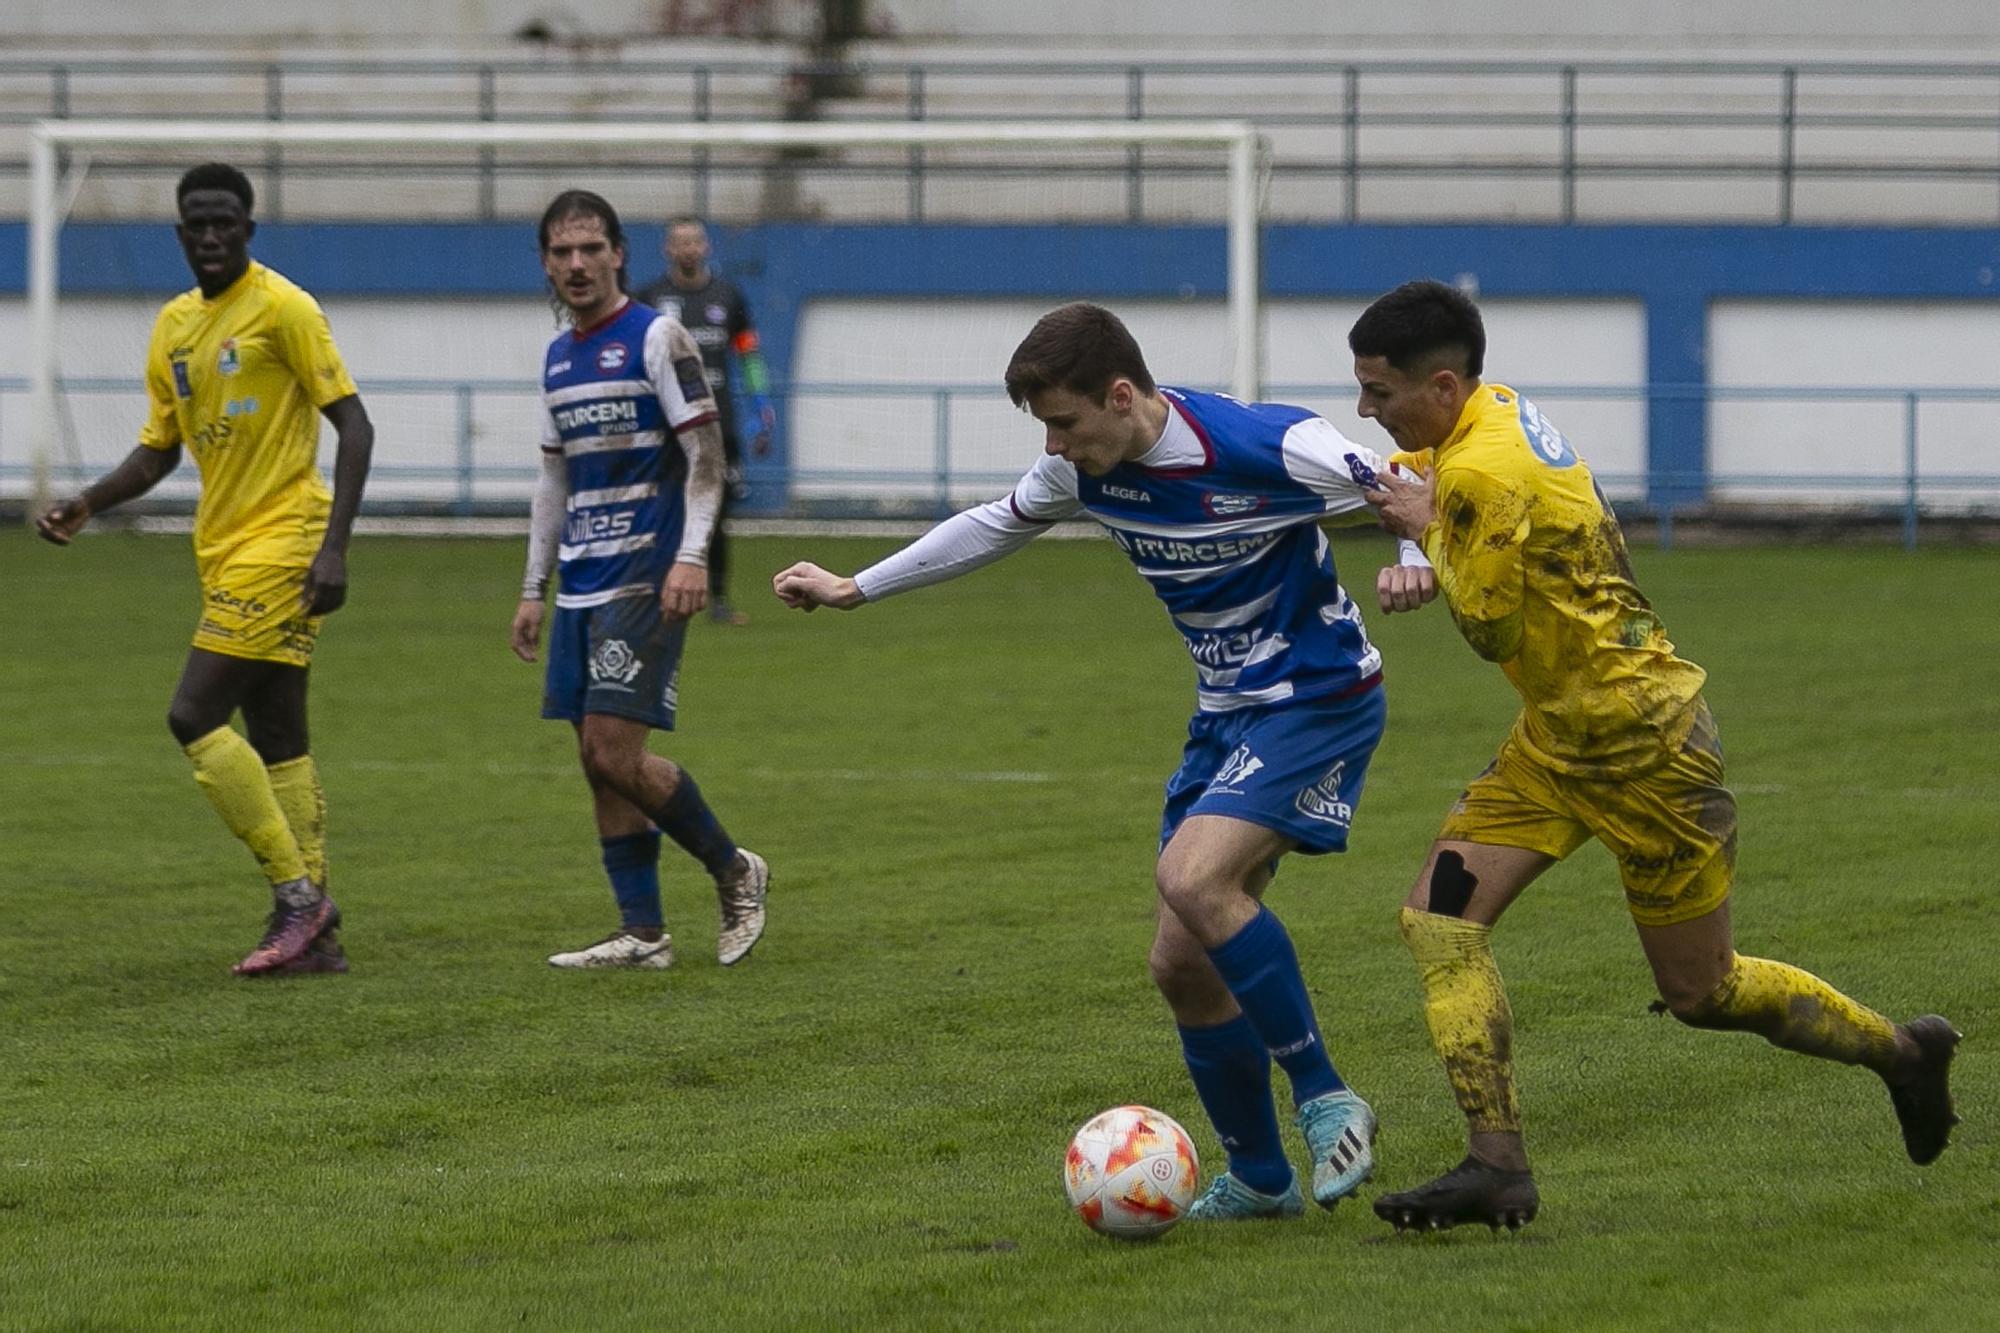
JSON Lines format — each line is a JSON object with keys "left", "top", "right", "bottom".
{"left": 1347, "top": 279, "right": 1959, "bottom": 1233}
{"left": 37, "top": 162, "right": 374, "bottom": 977}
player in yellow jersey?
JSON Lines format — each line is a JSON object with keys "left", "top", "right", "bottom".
{"left": 36, "top": 163, "right": 375, "bottom": 977}
{"left": 1345, "top": 280, "right": 1959, "bottom": 1232}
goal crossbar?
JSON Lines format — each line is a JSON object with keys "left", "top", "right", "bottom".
{"left": 24, "top": 118, "right": 1265, "bottom": 509}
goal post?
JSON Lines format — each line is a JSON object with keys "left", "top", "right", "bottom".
{"left": 24, "top": 117, "right": 1267, "bottom": 514}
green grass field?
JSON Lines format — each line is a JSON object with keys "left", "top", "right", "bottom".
{"left": 1, "top": 528, "right": 1994, "bottom": 1331}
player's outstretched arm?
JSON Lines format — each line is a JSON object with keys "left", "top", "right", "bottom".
{"left": 772, "top": 562, "right": 864, "bottom": 611}
{"left": 35, "top": 444, "right": 182, "bottom": 545}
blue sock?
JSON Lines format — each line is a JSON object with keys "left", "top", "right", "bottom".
{"left": 1206, "top": 906, "right": 1345, "bottom": 1106}
{"left": 601, "top": 831, "right": 663, "bottom": 929}
{"left": 650, "top": 770, "right": 740, "bottom": 880}
{"left": 1179, "top": 1016, "right": 1293, "bottom": 1195}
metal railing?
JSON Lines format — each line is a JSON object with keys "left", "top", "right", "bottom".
{"left": 11, "top": 56, "right": 2000, "bottom": 222}
{"left": 5, "top": 378, "right": 1997, "bottom": 546}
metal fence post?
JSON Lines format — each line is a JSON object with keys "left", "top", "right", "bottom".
{"left": 265, "top": 65, "right": 284, "bottom": 220}
{"left": 1126, "top": 67, "right": 1145, "bottom": 222}
{"left": 50, "top": 67, "right": 70, "bottom": 182}
{"left": 694, "top": 68, "right": 712, "bottom": 219}
{"left": 477, "top": 66, "right": 497, "bottom": 221}
{"left": 933, "top": 388, "right": 952, "bottom": 517}
{"left": 908, "top": 67, "right": 926, "bottom": 222}
{"left": 1779, "top": 67, "right": 1797, "bottom": 225}
{"left": 1903, "top": 390, "right": 1920, "bottom": 550}
{"left": 456, "top": 384, "right": 476, "bottom": 517}
{"left": 1343, "top": 65, "right": 1360, "bottom": 223}
{"left": 1561, "top": 65, "right": 1578, "bottom": 224}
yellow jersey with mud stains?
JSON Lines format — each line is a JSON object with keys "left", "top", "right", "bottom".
{"left": 138, "top": 262, "right": 357, "bottom": 576}
{"left": 1397, "top": 382, "right": 1707, "bottom": 779}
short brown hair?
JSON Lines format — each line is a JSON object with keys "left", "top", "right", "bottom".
{"left": 1004, "top": 302, "right": 1156, "bottom": 407}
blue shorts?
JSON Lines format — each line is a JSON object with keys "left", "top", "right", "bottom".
{"left": 1160, "top": 681, "right": 1386, "bottom": 856}
{"left": 542, "top": 594, "right": 687, "bottom": 730}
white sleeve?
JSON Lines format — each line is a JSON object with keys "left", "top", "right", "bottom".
{"left": 853, "top": 457, "right": 1084, "bottom": 602}
{"left": 1279, "top": 416, "right": 1391, "bottom": 519}
{"left": 646, "top": 317, "right": 724, "bottom": 565}
{"left": 1281, "top": 416, "right": 1429, "bottom": 565}
{"left": 521, "top": 448, "right": 566, "bottom": 599}
{"left": 643, "top": 314, "right": 719, "bottom": 432}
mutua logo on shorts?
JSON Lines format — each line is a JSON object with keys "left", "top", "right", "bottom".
{"left": 1210, "top": 742, "right": 1264, "bottom": 791}
{"left": 588, "top": 637, "right": 644, "bottom": 687}
{"left": 1295, "top": 760, "right": 1352, "bottom": 825}
{"left": 597, "top": 344, "right": 629, "bottom": 372}
{"left": 1202, "top": 492, "right": 1265, "bottom": 517}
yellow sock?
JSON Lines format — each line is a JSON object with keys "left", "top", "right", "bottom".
{"left": 266, "top": 755, "right": 328, "bottom": 889}
{"left": 1400, "top": 907, "right": 1521, "bottom": 1134}
{"left": 184, "top": 726, "right": 308, "bottom": 887}
{"left": 1679, "top": 954, "right": 1901, "bottom": 1074}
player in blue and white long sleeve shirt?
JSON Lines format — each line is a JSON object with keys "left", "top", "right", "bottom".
{"left": 774, "top": 303, "right": 1436, "bottom": 1220}
{"left": 510, "top": 190, "right": 769, "bottom": 974}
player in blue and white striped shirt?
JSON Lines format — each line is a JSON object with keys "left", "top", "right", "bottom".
{"left": 510, "top": 190, "right": 769, "bottom": 973}
{"left": 775, "top": 303, "right": 1436, "bottom": 1220}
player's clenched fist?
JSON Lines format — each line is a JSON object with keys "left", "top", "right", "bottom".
{"left": 35, "top": 496, "right": 91, "bottom": 546}
{"left": 1377, "top": 562, "right": 1438, "bottom": 614}
{"left": 772, "top": 561, "right": 865, "bottom": 612}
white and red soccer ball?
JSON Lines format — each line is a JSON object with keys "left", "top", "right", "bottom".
{"left": 1063, "top": 1105, "right": 1200, "bottom": 1238}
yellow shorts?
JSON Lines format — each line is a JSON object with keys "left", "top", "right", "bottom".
{"left": 1437, "top": 701, "right": 1737, "bottom": 927}
{"left": 192, "top": 563, "right": 322, "bottom": 668}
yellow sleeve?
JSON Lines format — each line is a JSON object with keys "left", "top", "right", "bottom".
{"left": 273, "top": 288, "right": 359, "bottom": 408}
{"left": 137, "top": 314, "right": 181, "bottom": 451}
{"left": 1421, "top": 464, "right": 1528, "bottom": 663}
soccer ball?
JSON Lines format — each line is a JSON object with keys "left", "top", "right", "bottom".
{"left": 1063, "top": 1105, "right": 1200, "bottom": 1238}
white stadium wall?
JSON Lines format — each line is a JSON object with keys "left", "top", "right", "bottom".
{"left": 788, "top": 298, "right": 1647, "bottom": 505}
{"left": 1710, "top": 301, "right": 2000, "bottom": 504}
{"left": 10, "top": 294, "right": 1997, "bottom": 510}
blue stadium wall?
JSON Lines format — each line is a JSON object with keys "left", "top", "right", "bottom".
{"left": 7, "top": 221, "right": 2000, "bottom": 509}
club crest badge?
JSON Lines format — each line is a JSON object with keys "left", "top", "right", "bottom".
{"left": 588, "top": 638, "right": 644, "bottom": 686}
{"left": 217, "top": 339, "right": 241, "bottom": 376}
{"left": 597, "top": 344, "right": 629, "bottom": 372}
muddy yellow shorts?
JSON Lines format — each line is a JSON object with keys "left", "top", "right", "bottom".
{"left": 192, "top": 563, "right": 322, "bottom": 668}
{"left": 1437, "top": 700, "right": 1737, "bottom": 927}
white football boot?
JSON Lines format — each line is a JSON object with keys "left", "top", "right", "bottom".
{"left": 715, "top": 850, "right": 769, "bottom": 966}
{"left": 547, "top": 930, "right": 674, "bottom": 969}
